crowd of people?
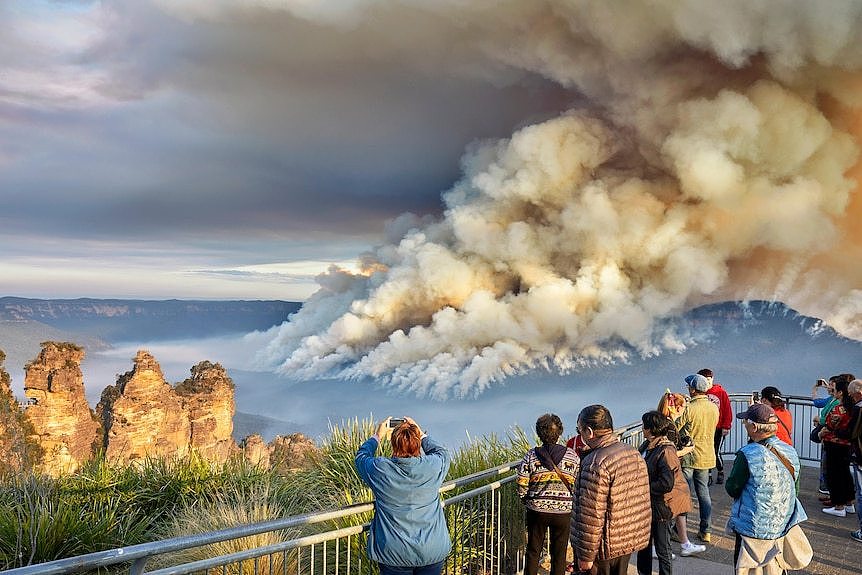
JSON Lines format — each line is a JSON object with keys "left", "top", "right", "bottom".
{"left": 352, "top": 370, "right": 862, "bottom": 575}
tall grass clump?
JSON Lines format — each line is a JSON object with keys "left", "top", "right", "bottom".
{"left": 0, "top": 475, "right": 151, "bottom": 569}
{"left": 285, "top": 417, "right": 380, "bottom": 513}
{"left": 155, "top": 485, "right": 300, "bottom": 575}
{"left": 445, "top": 428, "right": 530, "bottom": 574}
{"left": 0, "top": 452, "right": 289, "bottom": 567}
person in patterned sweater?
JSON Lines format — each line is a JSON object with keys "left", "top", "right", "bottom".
{"left": 517, "top": 413, "right": 580, "bottom": 575}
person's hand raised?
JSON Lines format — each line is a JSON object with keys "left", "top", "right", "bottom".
{"left": 375, "top": 418, "right": 394, "bottom": 441}
{"left": 404, "top": 416, "right": 427, "bottom": 438}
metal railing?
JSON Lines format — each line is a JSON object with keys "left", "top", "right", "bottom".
{"left": 3, "top": 461, "right": 525, "bottom": 575}
{"left": 724, "top": 393, "right": 821, "bottom": 463}
{"left": 3, "top": 395, "right": 822, "bottom": 575}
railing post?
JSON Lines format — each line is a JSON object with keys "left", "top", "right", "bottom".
{"left": 129, "top": 557, "right": 148, "bottom": 575}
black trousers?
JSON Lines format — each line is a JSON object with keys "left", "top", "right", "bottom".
{"left": 525, "top": 508, "right": 571, "bottom": 575}
{"left": 713, "top": 428, "right": 724, "bottom": 473}
{"left": 591, "top": 553, "right": 632, "bottom": 575}
{"left": 824, "top": 441, "right": 853, "bottom": 504}
{"left": 636, "top": 518, "right": 673, "bottom": 575}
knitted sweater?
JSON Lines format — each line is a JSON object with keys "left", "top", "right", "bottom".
{"left": 516, "top": 443, "right": 579, "bottom": 513}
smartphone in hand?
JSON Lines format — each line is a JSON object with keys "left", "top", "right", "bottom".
{"left": 389, "top": 417, "right": 406, "bottom": 428}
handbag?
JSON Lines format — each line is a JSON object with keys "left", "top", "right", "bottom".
{"left": 778, "top": 524, "right": 813, "bottom": 570}
{"left": 810, "top": 423, "right": 823, "bottom": 444}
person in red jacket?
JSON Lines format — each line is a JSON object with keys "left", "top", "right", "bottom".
{"left": 760, "top": 386, "right": 793, "bottom": 445}
{"left": 700, "top": 368, "right": 732, "bottom": 484}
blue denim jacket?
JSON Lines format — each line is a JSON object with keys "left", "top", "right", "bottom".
{"left": 356, "top": 436, "right": 451, "bottom": 567}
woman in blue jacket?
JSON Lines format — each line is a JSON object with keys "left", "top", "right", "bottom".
{"left": 355, "top": 417, "right": 451, "bottom": 575}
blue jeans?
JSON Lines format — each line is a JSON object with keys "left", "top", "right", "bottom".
{"left": 683, "top": 467, "right": 712, "bottom": 535}
{"left": 851, "top": 461, "right": 862, "bottom": 532}
{"left": 379, "top": 560, "right": 445, "bottom": 575}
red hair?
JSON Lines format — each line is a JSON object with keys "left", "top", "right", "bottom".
{"left": 391, "top": 422, "right": 422, "bottom": 457}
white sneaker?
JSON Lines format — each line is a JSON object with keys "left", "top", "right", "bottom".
{"left": 847, "top": 504, "right": 856, "bottom": 514}
{"left": 680, "top": 542, "right": 706, "bottom": 556}
{"left": 823, "top": 506, "right": 847, "bottom": 517}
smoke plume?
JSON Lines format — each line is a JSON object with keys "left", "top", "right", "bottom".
{"left": 253, "top": 1, "right": 862, "bottom": 396}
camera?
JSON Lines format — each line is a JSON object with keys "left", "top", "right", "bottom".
{"left": 752, "top": 391, "right": 760, "bottom": 402}
{"left": 388, "top": 417, "right": 406, "bottom": 428}
{"left": 816, "top": 378, "right": 827, "bottom": 387}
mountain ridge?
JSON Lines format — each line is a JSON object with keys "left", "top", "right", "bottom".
{"left": 0, "top": 297, "right": 302, "bottom": 341}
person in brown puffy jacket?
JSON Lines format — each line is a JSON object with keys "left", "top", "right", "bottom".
{"left": 635, "top": 411, "right": 693, "bottom": 575}
{"left": 570, "top": 404, "right": 651, "bottom": 575}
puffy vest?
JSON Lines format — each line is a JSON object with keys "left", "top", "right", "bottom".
{"left": 728, "top": 436, "right": 807, "bottom": 539}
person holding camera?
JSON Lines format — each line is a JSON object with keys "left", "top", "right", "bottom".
{"left": 355, "top": 417, "right": 451, "bottom": 575}
{"left": 819, "top": 378, "right": 856, "bottom": 516}
{"left": 516, "top": 413, "right": 580, "bottom": 575}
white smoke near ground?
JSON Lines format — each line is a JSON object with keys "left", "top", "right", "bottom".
{"left": 250, "top": 1, "right": 862, "bottom": 396}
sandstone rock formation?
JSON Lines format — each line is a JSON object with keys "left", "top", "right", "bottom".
{"left": 2, "top": 343, "right": 312, "bottom": 475}
{"left": 0, "top": 349, "right": 40, "bottom": 473}
{"left": 269, "top": 433, "right": 317, "bottom": 471}
{"left": 239, "top": 432, "right": 317, "bottom": 471}
{"left": 96, "top": 352, "right": 240, "bottom": 464}
{"left": 176, "top": 360, "right": 236, "bottom": 461}
{"left": 97, "top": 350, "right": 192, "bottom": 462}
{"left": 240, "top": 433, "right": 270, "bottom": 467}
{"left": 23, "top": 342, "right": 99, "bottom": 474}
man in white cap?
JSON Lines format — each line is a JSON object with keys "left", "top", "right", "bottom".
{"left": 725, "top": 402, "right": 807, "bottom": 568}
{"left": 678, "top": 373, "right": 719, "bottom": 544}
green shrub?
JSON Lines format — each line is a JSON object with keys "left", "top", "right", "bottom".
{"left": 0, "top": 476, "right": 151, "bottom": 569}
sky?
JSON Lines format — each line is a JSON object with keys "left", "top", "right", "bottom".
{"left": 0, "top": 0, "right": 568, "bottom": 300}
{"left": 4, "top": 1, "right": 862, "bottom": 395}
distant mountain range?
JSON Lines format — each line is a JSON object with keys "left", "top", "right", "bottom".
{"left": 0, "top": 297, "right": 301, "bottom": 341}
{"left": 0, "top": 297, "right": 301, "bottom": 377}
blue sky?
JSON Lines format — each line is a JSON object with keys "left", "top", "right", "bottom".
{"left": 0, "top": 0, "right": 567, "bottom": 299}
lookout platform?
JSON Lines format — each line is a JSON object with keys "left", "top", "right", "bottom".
{"left": 543, "top": 465, "right": 859, "bottom": 575}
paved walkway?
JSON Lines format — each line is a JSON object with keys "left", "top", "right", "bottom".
{"left": 540, "top": 465, "right": 860, "bottom": 575}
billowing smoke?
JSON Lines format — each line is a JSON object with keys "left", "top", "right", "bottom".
{"left": 250, "top": 1, "right": 862, "bottom": 396}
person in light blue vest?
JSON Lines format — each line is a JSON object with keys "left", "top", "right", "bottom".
{"left": 725, "top": 403, "right": 807, "bottom": 567}
{"left": 355, "top": 417, "right": 451, "bottom": 575}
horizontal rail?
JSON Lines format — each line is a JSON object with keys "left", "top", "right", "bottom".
{"left": 2, "top": 461, "right": 522, "bottom": 575}
{"left": 145, "top": 525, "right": 368, "bottom": 575}
{"left": 1, "top": 504, "right": 375, "bottom": 575}
{"left": 146, "top": 472, "right": 524, "bottom": 575}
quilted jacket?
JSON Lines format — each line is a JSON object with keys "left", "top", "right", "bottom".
{"left": 570, "top": 434, "right": 651, "bottom": 563}
{"left": 641, "top": 436, "right": 691, "bottom": 521}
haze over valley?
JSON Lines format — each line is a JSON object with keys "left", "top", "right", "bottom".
{"left": 2, "top": 298, "right": 859, "bottom": 448}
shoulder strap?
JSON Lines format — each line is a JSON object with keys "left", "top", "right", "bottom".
{"left": 776, "top": 414, "right": 791, "bottom": 437}
{"left": 765, "top": 443, "right": 796, "bottom": 481}
{"left": 536, "top": 446, "right": 574, "bottom": 495}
